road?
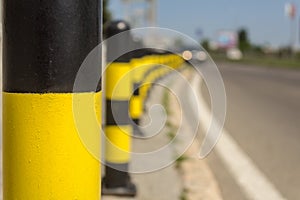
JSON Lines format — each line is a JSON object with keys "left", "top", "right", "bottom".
{"left": 201, "top": 62, "right": 300, "bottom": 200}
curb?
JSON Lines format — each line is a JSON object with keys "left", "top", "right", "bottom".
{"left": 167, "top": 67, "right": 223, "bottom": 200}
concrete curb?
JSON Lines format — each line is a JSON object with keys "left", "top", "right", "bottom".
{"left": 167, "top": 68, "right": 223, "bottom": 200}
{"left": 103, "top": 73, "right": 182, "bottom": 200}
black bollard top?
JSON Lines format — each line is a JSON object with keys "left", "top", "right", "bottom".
{"left": 3, "top": 0, "right": 101, "bottom": 93}
{"left": 106, "top": 20, "right": 131, "bottom": 38}
{"left": 106, "top": 20, "right": 133, "bottom": 63}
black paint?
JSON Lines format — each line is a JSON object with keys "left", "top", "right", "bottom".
{"left": 106, "top": 20, "right": 133, "bottom": 63}
{"left": 106, "top": 100, "right": 130, "bottom": 126}
{"left": 133, "top": 83, "right": 140, "bottom": 96}
{"left": 3, "top": 0, "right": 101, "bottom": 93}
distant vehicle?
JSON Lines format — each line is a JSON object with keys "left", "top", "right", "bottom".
{"left": 182, "top": 50, "right": 193, "bottom": 61}
{"left": 226, "top": 48, "right": 243, "bottom": 60}
{"left": 193, "top": 50, "right": 207, "bottom": 61}
{"left": 182, "top": 50, "right": 207, "bottom": 62}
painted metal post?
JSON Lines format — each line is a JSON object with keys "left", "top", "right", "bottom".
{"left": 102, "top": 20, "right": 137, "bottom": 197}
{"left": 3, "top": 0, "right": 102, "bottom": 199}
{"left": 130, "top": 49, "right": 149, "bottom": 136}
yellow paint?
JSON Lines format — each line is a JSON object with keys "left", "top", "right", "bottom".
{"left": 131, "top": 60, "right": 154, "bottom": 82}
{"left": 105, "top": 125, "right": 132, "bottom": 163}
{"left": 3, "top": 92, "right": 101, "bottom": 200}
{"left": 130, "top": 59, "right": 145, "bottom": 82}
{"left": 129, "top": 59, "right": 154, "bottom": 122}
{"left": 130, "top": 96, "right": 143, "bottom": 119}
{"left": 105, "top": 63, "right": 132, "bottom": 100}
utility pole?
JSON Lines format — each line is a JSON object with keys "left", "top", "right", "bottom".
{"left": 285, "top": 2, "right": 297, "bottom": 51}
{"left": 121, "top": 0, "right": 157, "bottom": 27}
{"left": 147, "top": 0, "right": 157, "bottom": 27}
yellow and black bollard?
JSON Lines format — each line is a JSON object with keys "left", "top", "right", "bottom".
{"left": 102, "top": 20, "right": 137, "bottom": 197}
{"left": 129, "top": 49, "right": 149, "bottom": 136}
{"left": 3, "top": 1, "right": 101, "bottom": 199}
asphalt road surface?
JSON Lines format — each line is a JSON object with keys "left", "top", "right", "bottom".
{"left": 202, "top": 62, "right": 300, "bottom": 200}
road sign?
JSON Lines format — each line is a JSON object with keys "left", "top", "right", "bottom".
{"left": 285, "top": 3, "right": 296, "bottom": 19}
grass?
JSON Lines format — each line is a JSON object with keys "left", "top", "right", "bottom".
{"left": 162, "top": 87, "right": 174, "bottom": 140}
{"left": 166, "top": 130, "right": 176, "bottom": 140}
{"left": 165, "top": 121, "right": 173, "bottom": 129}
{"left": 161, "top": 81, "right": 189, "bottom": 169}
{"left": 162, "top": 87, "right": 171, "bottom": 115}
{"left": 175, "top": 155, "right": 189, "bottom": 169}
{"left": 179, "top": 188, "right": 189, "bottom": 200}
{"left": 241, "top": 56, "right": 300, "bottom": 69}
{"left": 161, "top": 72, "right": 191, "bottom": 200}
{"left": 211, "top": 53, "right": 300, "bottom": 69}
{"left": 163, "top": 89, "right": 179, "bottom": 142}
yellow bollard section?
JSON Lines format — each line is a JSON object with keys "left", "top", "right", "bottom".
{"left": 3, "top": 93, "right": 101, "bottom": 199}
{"left": 105, "top": 62, "right": 132, "bottom": 164}
{"left": 130, "top": 57, "right": 148, "bottom": 136}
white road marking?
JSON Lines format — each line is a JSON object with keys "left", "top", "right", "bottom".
{"left": 191, "top": 75, "right": 287, "bottom": 200}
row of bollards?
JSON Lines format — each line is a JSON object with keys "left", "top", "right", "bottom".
{"left": 102, "top": 20, "right": 185, "bottom": 197}
{"left": 2, "top": 0, "right": 184, "bottom": 198}
{"left": 102, "top": 21, "right": 136, "bottom": 196}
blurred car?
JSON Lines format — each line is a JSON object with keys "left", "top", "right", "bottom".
{"left": 182, "top": 50, "right": 207, "bottom": 62}
{"left": 193, "top": 50, "right": 207, "bottom": 61}
{"left": 226, "top": 48, "right": 243, "bottom": 60}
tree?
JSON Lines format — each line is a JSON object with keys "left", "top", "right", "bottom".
{"left": 201, "top": 39, "right": 210, "bottom": 51}
{"left": 238, "top": 28, "right": 251, "bottom": 52}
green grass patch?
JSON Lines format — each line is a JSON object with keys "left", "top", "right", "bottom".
{"left": 162, "top": 89, "right": 171, "bottom": 115}
{"left": 166, "top": 130, "right": 176, "bottom": 140}
{"left": 175, "top": 155, "right": 189, "bottom": 169}
{"left": 211, "top": 53, "right": 300, "bottom": 69}
{"left": 180, "top": 188, "right": 189, "bottom": 200}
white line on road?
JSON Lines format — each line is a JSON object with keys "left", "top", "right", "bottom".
{"left": 191, "top": 75, "right": 287, "bottom": 200}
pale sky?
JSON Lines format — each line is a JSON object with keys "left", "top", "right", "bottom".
{"left": 109, "top": 0, "right": 300, "bottom": 47}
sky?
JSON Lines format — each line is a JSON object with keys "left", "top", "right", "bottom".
{"left": 109, "top": 0, "right": 300, "bottom": 47}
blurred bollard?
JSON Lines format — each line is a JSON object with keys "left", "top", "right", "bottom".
{"left": 3, "top": 0, "right": 101, "bottom": 199}
{"left": 138, "top": 52, "right": 158, "bottom": 102}
{"left": 139, "top": 50, "right": 166, "bottom": 100}
{"left": 103, "top": 20, "right": 137, "bottom": 197}
{"left": 139, "top": 51, "right": 185, "bottom": 105}
{"left": 130, "top": 49, "right": 149, "bottom": 136}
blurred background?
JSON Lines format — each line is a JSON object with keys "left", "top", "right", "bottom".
{"left": 103, "top": 1, "right": 300, "bottom": 200}
{"left": 107, "top": 0, "right": 300, "bottom": 64}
